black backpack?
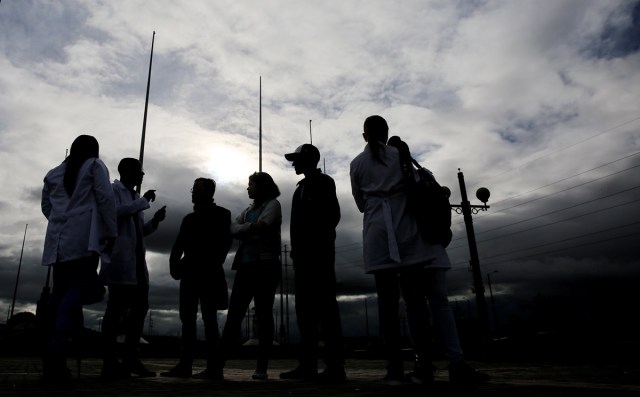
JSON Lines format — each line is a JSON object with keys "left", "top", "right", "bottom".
{"left": 388, "top": 136, "right": 453, "bottom": 247}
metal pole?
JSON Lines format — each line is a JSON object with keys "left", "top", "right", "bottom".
{"left": 259, "top": 76, "right": 262, "bottom": 172}
{"left": 9, "top": 224, "right": 28, "bottom": 321}
{"left": 309, "top": 120, "right": 312, "bottom": 145}
{"left": 137, "top": 31, "right": 155, "bottom": 194}
{"left": 457, "top": 170, "right": 490, "bottom": 339}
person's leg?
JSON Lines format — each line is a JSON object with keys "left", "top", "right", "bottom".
{"left": 200, "top": 280, "right": 221, "bottom": 374}
{"left": 253, "top": 265, "right": 280, "bottom": 373}
{"left": 44, "top": 258, "right": 91, "bottom": 381}
{"left": 294, "top": 267, "right": 320, "bottom": 372}
{"left": 178, "top": 279, "right": 199, "bottom": 370}
{"left": 219, "top": 269, "right": 255, "bottom": 364}
{"left": 317, "top": 265, "right": 345, "bottom": 374}
{"left": 399, "top": 264, "right": 434, "bottom": 384}
{"left": 101, "top": 284, "right": 131, "bottom": 377}
{"left": 160, "top": 280, "right": 197, "bottom": 377}
{"left": 123, "top": 282, "right": 155, "bottom": 376}
{"left": 374, "top": 268, "right": 403, "bottom": 381}
{"left": 424, "top": 269, "right": 463, "bottom": 363}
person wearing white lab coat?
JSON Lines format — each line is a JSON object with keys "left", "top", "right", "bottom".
{"left": 350, "top": 116, "right": 488, "bottom": 386}
{"left": 41, "top": 135, "right": 117, "bottom": 382}
{"left": 99, "top": 157, "right": 166, "bottom": 379}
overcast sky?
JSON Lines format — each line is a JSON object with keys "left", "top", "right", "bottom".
{"left": 1, "top": 0, "right": 639, "bottom": 340}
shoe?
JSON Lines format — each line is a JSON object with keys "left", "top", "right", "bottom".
{"left": 101, "top": 359, "right": 131, "bottom": 380}
{"left": 317, "top": 367, "right": 346, "bottom": 384}
{"left": 43, "top": 354, "right": 72, "bottom": 384}
{"left": 406, "top": 362, "right": 434, "bottom": 385}
{"left": 251, "top": 369, "right": 268, "bottom": 380}
{"left": 160, "top": 363, "right": 192, "bottom": 378}
{"left": 279, "top": 366, "right": 318, "bottom": 381}
{"left": 448, "top": 361, "right": 489, "bottom": 385}
{"left": 124, "top": 359, "right": 156, "bottom": 377}
{"left": 381, "top": 372, "right": 405, "bottom": 386}
{"left": 193, "top": 368, "right": 223, "bottom": 380}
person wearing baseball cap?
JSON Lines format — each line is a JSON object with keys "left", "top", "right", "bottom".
{"left": 280, "top": 144, "right": 345, "bottom": 383}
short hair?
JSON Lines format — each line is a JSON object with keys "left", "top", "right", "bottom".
{"left": 117, "top": 158, "right": 142, "bottom": 175}
{"left": 194, "top": 177, "right": 216, "bottom": 198}
{"left": 249, "top": 172, "right": 280, "bottom": 202}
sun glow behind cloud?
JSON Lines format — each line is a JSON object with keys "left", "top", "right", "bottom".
{"left": 207, "top": 144, "right": 257, "bottom": 185}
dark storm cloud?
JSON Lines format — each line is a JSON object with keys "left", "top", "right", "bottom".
{"left": 2, "top": 1, "right": 639, "bottom": 340}
{"left": 587, "top": 0, "right": 640, "bottom": 59}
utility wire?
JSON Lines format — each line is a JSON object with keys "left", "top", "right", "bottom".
{"left": 467, "top": 116, "right": 640, "bottom": 191}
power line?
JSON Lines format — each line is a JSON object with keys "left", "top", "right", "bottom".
{"left": 474, "top": 198, "right": 640, "bottom": 246}
{"left": 478, "top": 232, "right": 640, "bottom": 268}
{"left": 467, "top": 116, "right": 640, "bottom": 191}
{"left": 454, "top": 156, "right": 640, "bottom": 225}
{"left": 478, "top": 221, "right": 640, "bottom": 261}
{"left": 445, "top": 185, "right": 640, "bottom": 250}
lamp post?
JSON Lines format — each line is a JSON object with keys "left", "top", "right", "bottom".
{"left": 446, "top": 169, "right": 491, "bottom": 340}
{"left": 487, "top": 270, "right": 499, "bottom": 332}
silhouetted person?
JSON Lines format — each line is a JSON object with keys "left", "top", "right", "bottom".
{"left": 161, "top": 178, "right": 232, "bottom": 379}
{"left": 99, "top": 158, "right": 166, "bottom": 379}
{"left": 216, "top": 172, "right": 282, "bottom": 380}
{"left": 350, "top": 115, "right": 488, "bottom": 386}
{"left": 41, "top": 135, "right": 117, "bottom": 382}
{"left": 280, "top": 144, "right": 345, "bottom": 382}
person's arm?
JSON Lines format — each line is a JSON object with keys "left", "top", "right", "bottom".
{"left": 92, "top": 160, "right": 118, "bottom": 239}
{"left": 323, "top": 177, "right": 341, "bottom": 229}
{"left": 41, "top": 176, "right": 52, "bottom": 219}
{"left": 143, "top": 206, "right": 166, "bottom": 236}
{"left": 230, "top": 206, "right": 251, "bottom": 237}
{"left": 115, "top": 188, "right": 150, "bottom": 218}
{"left": 253, "top": 199, "right": 282, "bottom": 234}
{"left": 215, "top": 209, "right": 233, "bottom": 265}
{"left": 350, "top": 161, "right": 366, "bottom": 213}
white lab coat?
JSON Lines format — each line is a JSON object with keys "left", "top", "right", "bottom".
{"left": 350, "top": 143, "right": 450, "bottom": 274}
{"left": 100, "top": 179, "right": 157, "bottom": 285}
{"left": 41, "top": 158, "right": 117, "bottom": 266}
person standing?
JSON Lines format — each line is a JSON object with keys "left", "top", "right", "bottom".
{"left": 217, "top": 172, "right": 282, "bottom": 381}
{"left": 99, "top": 158, "right": 166, "bottom": 379}
{"left": 280, "top": 144, "right": 345, "bottom": 382}
{"left": 41, "top": 135, "right": 117, "bottom": 382}
{"left": 161, "top": 178, "right": 232, "bottom": 379}
{"left": 350, "top": 115, "right": 488, "bottom": 385}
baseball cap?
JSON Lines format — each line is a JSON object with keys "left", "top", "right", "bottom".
{"left": 284, "top": 144, "right": 320, "bottom": 163}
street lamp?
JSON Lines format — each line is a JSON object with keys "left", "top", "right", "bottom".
{"left": 445, "top": 169, "right": 491, "bottom": 340}
{"left": 487, "top": 270, "right": 499, "bottom": 332}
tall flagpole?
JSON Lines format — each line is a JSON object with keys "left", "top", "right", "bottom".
{"left": 259, "top": 76, "right": 262, "bottom": 172}
{"left": 137, "top": 31, "right": 155, "bottom": 194}
{"left": 8, "top": 224, "right": 27, "bottom": 321}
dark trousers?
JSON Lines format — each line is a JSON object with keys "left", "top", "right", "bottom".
{"left": 179, "top": 276, "right": 222, "bottom": 369}
{"left": 102, "top": 282, "right": 149, "bottom": 363}
{"left": 219, "top": 264, "right": 280, "bottom": 371}
{"left": 47, "top": 255, "right": 100, "bottom": 354}
{"left": 374, "top": 264, "right": 433, "bottom": 374}
{"left": 294, "top": 262, "right": 344, "bottom": 370}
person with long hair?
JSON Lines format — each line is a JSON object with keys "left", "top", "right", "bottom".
{"left": 41, "top": 135, "right": 117, "bottom": 382}
{"left": 350, "top": 116, "right": 488, "bottom": 386}
{"left": 216, "top": 172, "right": 282, "bottom": 380}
